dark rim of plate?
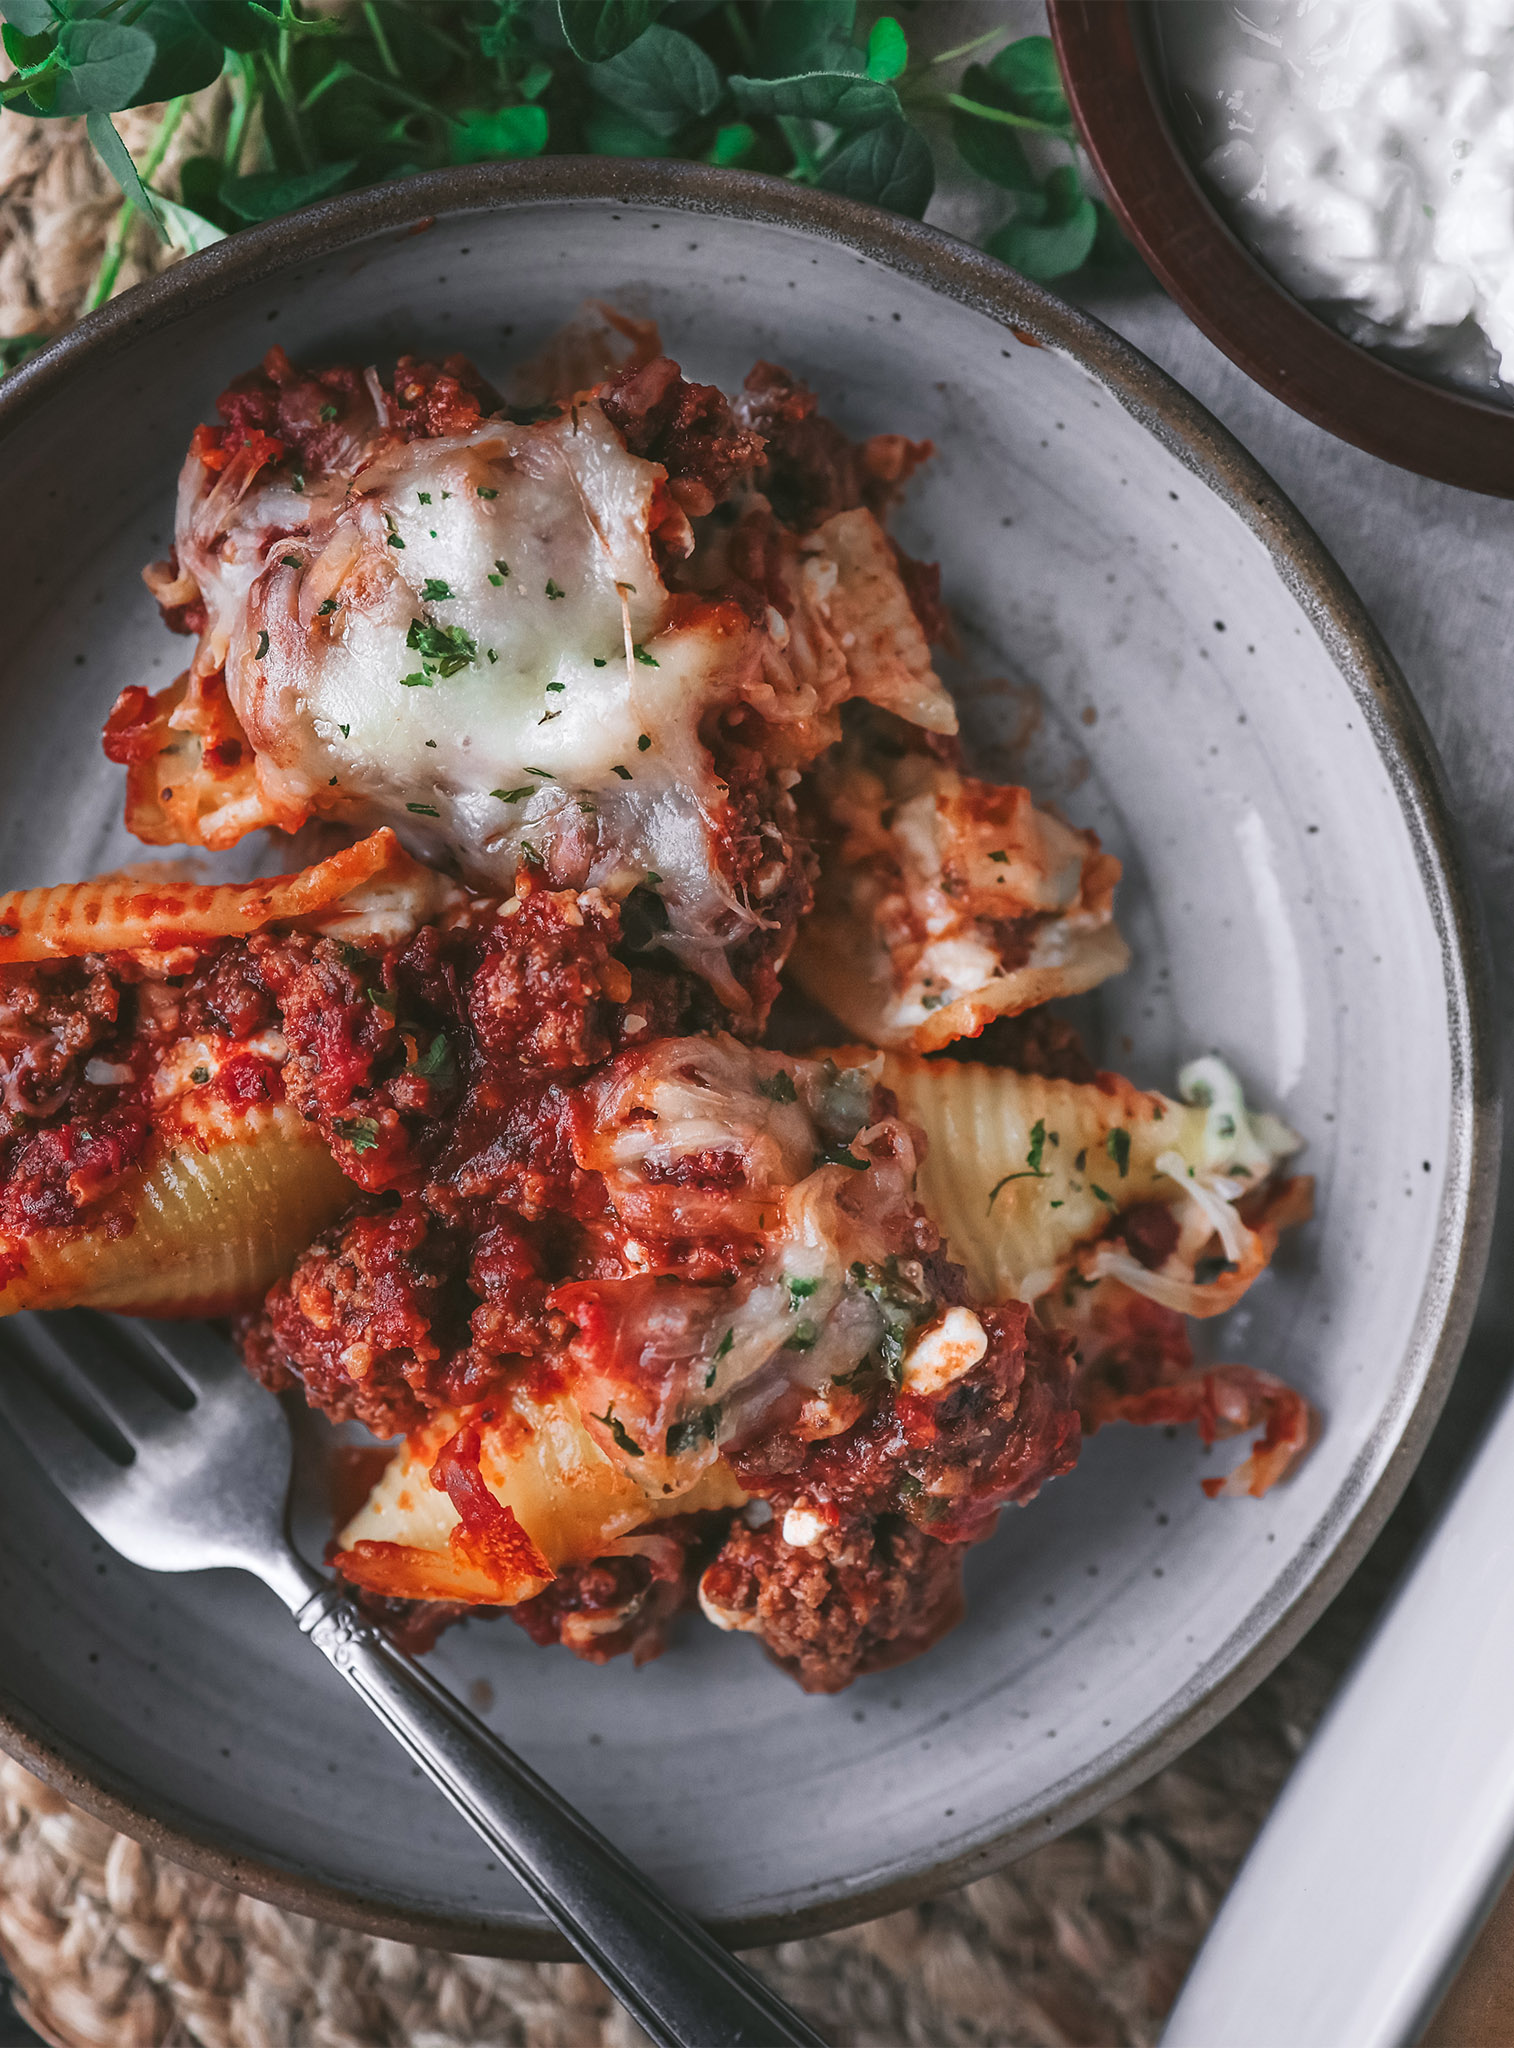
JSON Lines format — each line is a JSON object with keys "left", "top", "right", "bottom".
{"left": 0, "top": 157, "right": 1498, "bottom": 1958}
{"left": 1047, "top": 0, "right": 1514, "bottom": 497}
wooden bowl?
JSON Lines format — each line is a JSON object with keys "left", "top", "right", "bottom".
{"left": 1047, "top": 0, "right": 1514, "bottom": 496}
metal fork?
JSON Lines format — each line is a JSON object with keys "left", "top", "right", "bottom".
{"left": 0, "top": 1310, "right": 827, "bottom": 2048}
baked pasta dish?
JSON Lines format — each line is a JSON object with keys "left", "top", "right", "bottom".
{"left": 0, "top": 319, "right": 1315, "bottom": 1693}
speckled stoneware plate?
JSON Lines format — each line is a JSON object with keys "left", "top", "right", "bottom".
{"left": 0, "top": 162, "right": 1496, "bottom": 1956}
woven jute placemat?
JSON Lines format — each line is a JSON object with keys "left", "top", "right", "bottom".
{"left": 0, "top": 96, "right": 1474, "bottom": 2048}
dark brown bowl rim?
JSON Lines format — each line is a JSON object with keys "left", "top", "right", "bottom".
{"left": 1047, "top": 0, "right": 1514, "bottom": 496}
{"left": 0, "top": 155, "right": 1497, "bottom": 1959}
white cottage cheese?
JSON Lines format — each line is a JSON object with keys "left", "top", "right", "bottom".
{"left": 1161, "top": 0, "right": 1514, "bottom": 394}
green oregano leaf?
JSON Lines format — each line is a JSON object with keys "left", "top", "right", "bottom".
{"left": 449, "top": 104, "right": 549, "bottom": 164}
{"left": 221, "top": 160, "right": 356, "bottom": 224}
{"left": 818, "top": 117, "right": 934, "bottom": 218}
{"left": 589, "top": 25, "right": 722, "bottom": 138}
{"left": 730, "top": 69, "right": 898, "bottom": 130}
{"left": 557, "top": 0, "right": 669, "bottom": 63}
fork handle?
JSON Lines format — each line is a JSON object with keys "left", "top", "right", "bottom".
{"left": 294, "top": 1583, "right": 827, "bottom": 2048}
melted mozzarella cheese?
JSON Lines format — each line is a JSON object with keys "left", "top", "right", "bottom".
{"left": 167, "top": 385, "right": 960, "bottom": 997}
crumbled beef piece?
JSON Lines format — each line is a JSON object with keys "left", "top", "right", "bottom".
{"left": 246, "top": 1196, "right": 480, "bottom": 1435}
{"left": 466, "top": 875, "right": 623, "bottom": 1079}
{"left": 510, "top": 1512, "right": 731, "bottom": 1666}
{"left": 0, "top": 942, "right": 289, "bottom": 1241}
{"left": 250, "top": 927, "right": 461, "bottom": 1191}
{"left": 700, "top": 1513, "right": 965, "bottom": 1694}
{"left": 181, "top": 948, "right": 278, "bottom": 1041}
{"left": 698, "top": 708, "right": 815, "bottom": 1027}
{"left": 1118, "top": 1201, "right": 1181, "bottom": 1272}
{"left": 932, "top": 1007, "right": 1098, "bottom": 1084}
{"left": 383, "top": 352, "right": 502, "bottom": 440}
{"left": 734, "top": 1303, "right": 1079, "bottom": 1547}
{"left": 350, "top": 1588, "right": 490, "bottom": 1656}
{"left": 0, "top": 1106, "right": 151, "bottom": 1234}
{"left": 600, "top": 355, "right": 765, "bottom": 516}
{"left": 733, "top": 362, "right": 932, "bottom": 529}
{"left": 1071, "top": 1290, "right": 1195, "bottom": 1431}
{"left": 215, "top": 344, "right": 501, "bottom": 476}
{"left": 215, "top": 344, "right": 370, "bottom": 475}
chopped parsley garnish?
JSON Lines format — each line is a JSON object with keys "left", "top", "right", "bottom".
{"left": 406, "top": 801, "right": 440, "bottom": 817}
{"left": 988, "top": 850, "right": 1010, "bottom": 864}
{"left": 592, "top": 1408, "right": 642, "bottom": 1457}
{"left": 787, "top": 1276, "right": 819, "bottom": 1305}
{"left": 189, "top": 1065, "right": 210, "bottom": 1084}
{"left": 1195, "top": 1254, "right": 1240, "bottom": 1286}
{"left": 1106, "top": 1128, "right": 1131, "bottom": 1178}
{"left": 494, "top": 558, "right": 509, "bottom": 577}
{"left": 1074, "top": 1149, "right": 1087, "bottom": 1171}
{"left": 612, "top": 764, "right": 632, "bottom": 780}
{"left": 417, "top": 491, "right": 431, "bottom": 504}
{"left": 487, "top": 649, "right": 497, "bottom": 663}
{"left": 477, "top": 485, "right": 498, "bottom": 499}
{"left": 487, "top": 573, "right": 503, "bottom": 586}
{"left": 291, "top": 471, "right": 305, "bottom": 493}
{"left": 492, "top": 786, "right": 532, "bottom": 803}
{"left": 633, "top": 645, "right": 659, "bottom": 667}
{"left": 420, "top": 578, "right": 454, "bottom": 602}
{"left": 525, "top": 766, "right": 553, "bottom": 778}
{"left": 637, "top": 733, "right": 652, "bottom": 751}
{"left": 758, "top": 1070, "right": 797, "bottom": 1103}
{"left": 987, "top": 1120, "right": 1052, "bottom": 1208}
{"left": 400, "top": 672, "right": 433, "bottom": 688}
{"left": 405, "top": 618, "right": 476, "bottom": 676}
{"left": 666, "top": 1406, "right": 721, "bottom": 1456}
{"left": 411, "top": 1032, "right": 456, "bottom": 1086}
{"left": 255, "top": 630, "right": 269, "bottom": 659}
{"left": 338, "top": 723, "right": 350, "bottom": 737}
{"left": 280, "top": 553, "right": 301, "bottom": 569}
{"left": 593, "top": 657, "right": 608, "bottom": 667}
{"left": 715, "top": 1328, "right": 735, "bottom": 1359}
{"left": 816, "top": 1144, "right": 869, "bottom": 1171}
{"left": 1090, "top": 1183, "right": 1117, "bottom": 1209}
{"left": 544, "top": 579, "right": 565, "bottom": 600}
{"left": 320, "top": 403, "right": 338, "bottom": 422}
{"left": 546, "top": 680, "right": 565, "bottom": 693}
{"left": 317, "top": 597, "right": 338, "bottom": 616}
{"left": 334, "top": 1116, "right": 380, "bottom": 1153}
{"left": 425, "top": 739, "right": 437, "bottom": 748}
{"left": 784, "top": 1320, "right": 818, "bottom": 1353}
{"left": 387, "top": 533, "right": 405, "bottom": 549}
{"left": 878, "top": 1328, "right": 906, "bottom": 1386}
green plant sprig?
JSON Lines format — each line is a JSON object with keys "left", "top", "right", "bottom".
{"left": 0, "top": 2, "right": 1124, "bottom": 367}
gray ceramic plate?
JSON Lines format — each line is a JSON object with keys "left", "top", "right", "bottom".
{"left": 0, "top": 162, "right": 1495, "bottom": 1955}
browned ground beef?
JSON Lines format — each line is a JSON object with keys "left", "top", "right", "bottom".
{"left": 510, "top": 1513, "right": 729, "bottom": 1666}
{"left": 733, "top": 361, "right": 932, "bottom": 529}
{"left": 599, "top": 354, "right": 765, "bottom": 515}
{"left": 700, "top": 1513, "right": 967, "bottom": 1694}
{"left": 933, "top": 1006, "right": 1099, "bottom": 1085}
